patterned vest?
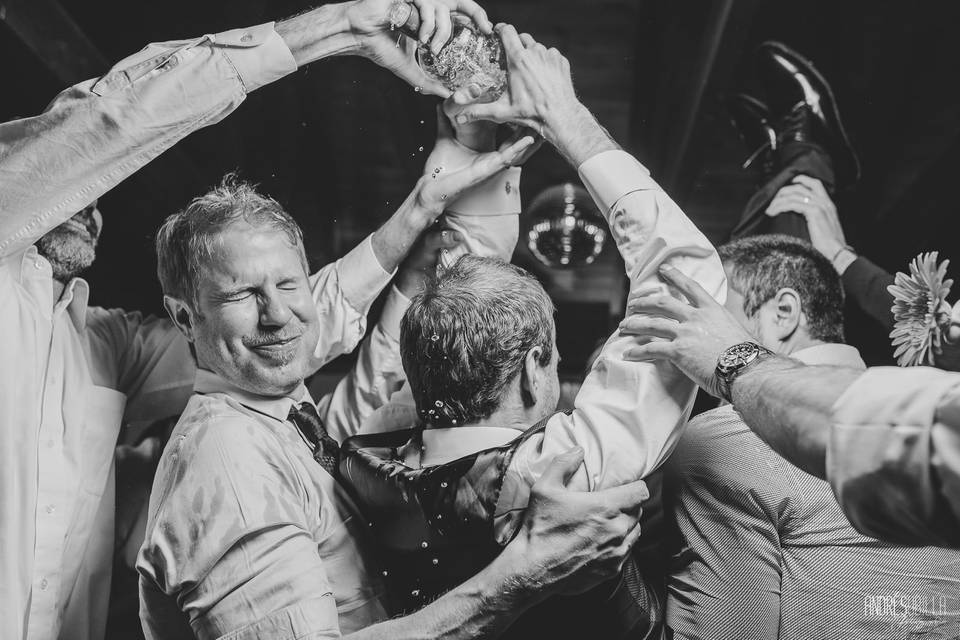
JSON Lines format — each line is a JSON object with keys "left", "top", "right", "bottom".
{"left": 341, "top": 417, "right": 659, "bottom": 639}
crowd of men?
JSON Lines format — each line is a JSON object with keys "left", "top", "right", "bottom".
{"left": 2, "top": 0, "right": 959, "bottom": 638}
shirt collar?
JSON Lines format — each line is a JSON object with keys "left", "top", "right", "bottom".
{"left": 193, "top": 368, "right": 312, "bottom": 422}
{"left": 22, "top": 245, "right": 90, "bottom": 331}
{"left": 792, "top": 343, "right": 866, "bottom": 369}
{"left": 420, "top": 426, "right": 522, "bottom": 466}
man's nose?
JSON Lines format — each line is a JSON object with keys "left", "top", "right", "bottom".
{"left": 259, "top": 292, "right": 292, "bottom": 328}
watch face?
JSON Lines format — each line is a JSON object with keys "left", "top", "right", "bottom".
{"left": 719, "top": 343, "right": 759, "bottom": 370}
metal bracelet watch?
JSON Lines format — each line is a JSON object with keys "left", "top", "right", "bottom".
{"left": 714, "top": 341, "right": 775, "bottom": 404}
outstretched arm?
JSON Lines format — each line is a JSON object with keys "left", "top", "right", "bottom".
{"left": 0, "top": 0, "right": 488, "bottom": 258}
{"left": 459, "top": 27, "right": 725, "bottom": 499}
{"left": 620, "top": 265, "right": 960, "bottom": 547}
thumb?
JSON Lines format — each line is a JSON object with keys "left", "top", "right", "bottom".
{"left": 536, "top": 447, "right": 585, "bottom": 489}
{"left": 454, "top": 99, "right": 516, "bottom": 125}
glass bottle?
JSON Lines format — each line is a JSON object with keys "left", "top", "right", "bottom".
{"left": 389, "top": 2, "right": 507, "bottom": 99}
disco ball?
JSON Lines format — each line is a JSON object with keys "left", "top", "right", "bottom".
{"left": 526, "top": 183, "right": 607, "bottom": 268}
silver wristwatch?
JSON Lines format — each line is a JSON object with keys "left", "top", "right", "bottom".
{"left": 715, "top": 342, "right": 774, "bottom": 404}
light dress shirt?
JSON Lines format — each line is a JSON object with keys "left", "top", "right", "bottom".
{"left": 666, "top": 343, "right": 960, "bottom": 639}
{"left": 0, "top": 22, "right": 390, "bottom": 640}
{"left": 138, "top": 370, "right": 388, "bottom": 640}
{"left": 829, "top": 365, "right": 960, "bottom": 548}
{"left": 359, "top": 149, "right": 727, "bottom": 543}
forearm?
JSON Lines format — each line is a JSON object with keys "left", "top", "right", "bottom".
{"left": 545, "top": 103, "right": 619, "bottom": 167}
{"left": 345, "top": 544, "right": 539, "bottom": 640}
{"left": 371, "top": 196, "right": 435, "bottom": 275}
{"left": 275, "top": 2, "right": 359, "bottom": 65}
{"left": 731, "top": 357, "right": 862, "bottom": 479}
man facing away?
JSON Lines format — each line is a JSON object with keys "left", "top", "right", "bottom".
{"left": 664, "top": 235, "right": 960, "bottom": 639}
{"left": 338, "top": 26, "right": 727, "bottom": 638}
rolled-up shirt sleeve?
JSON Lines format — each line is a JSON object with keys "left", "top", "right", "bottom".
{"left": 828, "top": 366, "right": 960, "bottom": 547}
{"left": 307, "top": 234, "right": 394, "bottom": 371}
{"left": 0, "top": 22, "right": 296, "bottom": 257}
{"left": 496, "top": 151, "right": 726, "bottom": 536}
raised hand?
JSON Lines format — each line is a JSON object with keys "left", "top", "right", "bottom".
{"left": 450, "top": 25, "right": 580, "bottom": 136}
{"left": 395, "top": 225, "right": 463, "bottom": 297}
{"left": 346, "top": 0, "right": 493, "bottom": 97}
{"left": 507, "top": 447, "right": 649, "bottom": 596}
{"left": 618, "top": 264, "right": 753, "bottom": 398}
{"left": 766, "top": 175, "right": 849, "bottom": 262}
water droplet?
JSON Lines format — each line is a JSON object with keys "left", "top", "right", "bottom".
{"left": 414, "top": 86, "right": 422, "bottom": 93}
{"left": 432, "top": 558, "right": 439, "bottom": 565}
{"left": 421, "top": 541, "right": 429, "bottom": 549}
{"left": 440, "top": 481, "right": 448, "bottom": 488}
{"left": 420, "top": 120, "right": 425, "bottom": 124}
{"left": 411, "top": 589, "right": 421, "bottom": 597}
{"left": 382, "top": 570, "right": 389, "bottom": 577}
{"left": 418, "top": 146, "right": 424, "bottom": 151}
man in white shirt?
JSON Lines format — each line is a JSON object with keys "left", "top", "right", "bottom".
{"left": 136, "top": 130, "right": 649, "bottom": 637}
{"left": 0, "top": 1, "right": 497, "bottom": 637}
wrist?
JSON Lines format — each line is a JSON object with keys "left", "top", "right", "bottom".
{"left": 830, "top": 245, "right": 857, "bottom": 275}
{"left": 492, "top": 536, "right": 555, "bottom": 605}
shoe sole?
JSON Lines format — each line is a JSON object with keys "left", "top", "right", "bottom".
{"left": 758, "top": 41, "right": 861, "bottom": 184}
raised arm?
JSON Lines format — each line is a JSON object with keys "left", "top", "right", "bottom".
{"left": 0, "top": 0, "right": 489, "bottom": 258}
{"left": 456, "top": 27, "right": 725, "bottom": 494}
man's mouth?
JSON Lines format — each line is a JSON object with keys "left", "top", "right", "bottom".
{"left": 247, "top": 335, "right": 302, "bottom": 354}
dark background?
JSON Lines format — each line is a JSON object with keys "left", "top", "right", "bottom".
{"left": 4, "top": 0, "right": 960, "bottom": 369}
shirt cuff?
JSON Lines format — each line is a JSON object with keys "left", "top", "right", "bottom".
{"left": 447, "top": 167, "right": 522, "bottom": 216}
{"left": 577, "top": 150, "right": 657, "bottom": 215}
{"left": 215, "top": 22, "right": 297, "bottom": 93}
{"left": 833, "top": 249, "right": 858, "bottom": 275}
{"left": 378, "top": 285, "right": 412, "bottom": 341}
{"left": 337, "top": 235, "right": 395, "bottom": 316}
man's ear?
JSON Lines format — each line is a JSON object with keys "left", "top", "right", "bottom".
{"left": 163, "top": 294, "right": 198, "bottom": 342}
{"left": 519, "top": 346, "right": 544, "bottom": 407}
{"left": 772, "top": 287, "right": 802, "bottom": 341}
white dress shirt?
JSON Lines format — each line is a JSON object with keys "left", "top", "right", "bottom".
{"left": 0, "top": 23, "right": 391, "bottom": 640}
{"left": 357, "top": 149, "right": 727, "bottom": 543}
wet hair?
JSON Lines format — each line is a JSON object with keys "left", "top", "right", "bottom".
{"left": 156, "top": 173, "right": 306, "bottom": 305}
{"left": 400, "top": 255, "right": 556, "bottom": 426}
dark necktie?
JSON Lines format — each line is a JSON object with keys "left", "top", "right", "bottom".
{"left": 288, "top": 402, "right": 340, "bottom": 476}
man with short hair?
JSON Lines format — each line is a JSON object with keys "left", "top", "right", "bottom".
{"left": 339, "top": 26, "right": 728, "bottom": 638}
{"left": 664, "top": 234, "right": 960, "bottom": 639}
{"left": 138, "top": 152, "right": 649, "bottom": 638}
{"left": 0, "top": 1, "right": 497, "bottom": 636}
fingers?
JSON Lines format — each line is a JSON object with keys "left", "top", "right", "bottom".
{"left": 618, "top": 316, "right": 679, "bottom": 340}
{"left": 519, "top": 32, "right": 537, "bottom": 48}
{"left": 451, "top": 82, "right": 484, "bottom": 105}
{"left": 422, "top": 227, "right": 462, "bottom": 252}
{"left": 625, "top": 293, "right": 691, "bottom": 321}
{"left": 947, "top": 302, "right": 960, "bottom": 345}
{"left": 454, "top": 97, "right": 514, "bottom": 125}
{"left": 536, "top": 447, "right": 586, "bottom": 488}
{"left": 431, "top": 5, "right": 453, "bottom": 54}
{"left": 412, "top": 0, "right": 436, "bottom": 45}
{"left": 622, "top": 342, "right": 673, "bottom": 363}
{"left": 448, "top": 0, "right": 492, "bottom": 34}
{"left": 791, "top": 174, "right": 830, "bottom": 198}
{"left": 496, "top": 23, "right": 525, "bottom": 59}
{"left": 657, "top": 263, "right": 713, "bottom": 308}
{"left": 596, "top": 478, "right": 649, "bottom": 518}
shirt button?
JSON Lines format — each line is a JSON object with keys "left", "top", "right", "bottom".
{"left": 39, "top": 578, "right": 48, "bottom": 590}
{"left": 34, "top": 261, "right": 43, "bottom": 270}
{"left": 45, "top": 505, "right": 55, "bottom": 515}
{"left": 45, "top": 439, "right": 55, "bottom": 449}
{"left": 240, "top": 33, "right": 253, "bottom": 43}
